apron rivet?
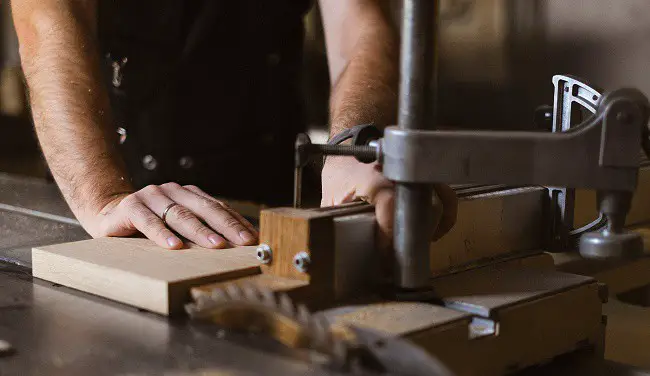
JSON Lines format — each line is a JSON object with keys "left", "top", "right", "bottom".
{"left": 142, "top": 155, "right": 158, "bottom": 171}
{"left": 179, "top": 156, "right": 194, "bottom": 169}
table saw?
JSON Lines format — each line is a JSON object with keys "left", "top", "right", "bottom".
{"left": 4, "top": 0, "right": 650, "bottom": 374}
{"left": 2, "top": 169, "right": 650, "bottom": 375}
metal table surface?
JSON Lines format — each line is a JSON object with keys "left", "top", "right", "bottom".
{"left": 0, "top": 173, "right": 647, "bottom": 375}
{"left": 0, "top": 174, "right": 339, "bottom": 375}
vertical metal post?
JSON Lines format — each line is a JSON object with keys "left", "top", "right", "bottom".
{"left": 394, "top": 0, "right": 440, "bottom": 290}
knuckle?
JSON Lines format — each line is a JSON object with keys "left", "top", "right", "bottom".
{"left": 172, "top": 206, "right": 196, "bottom": 222}
{"left": 153, "top": 226, "right": 170, "bottom": 240}
{"left": 223, "top": 216, "right": 243, "bottom": 230}
{"left": 206, "top": 201, "right": 224, "bottom": 212}
{"left": 142, "top": 215, "right": 162, "bottom": 230}
{"left": 189, "top": 222, "right": 210, "bottom": 236}
{"left": 183, "top": 185, "right": 199, "bottom": 191}
{"left": 140, "top": 184, "right": 162, "bottom": 195}
{"left": 161, "top": 182, "right": 181, "bottom": 190}
{"left": 120, "top": 194, "right": 139, "bottom": 208}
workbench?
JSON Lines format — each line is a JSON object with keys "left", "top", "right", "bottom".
{"left": 0, "top": 173, "right": 648, "bottom": 376}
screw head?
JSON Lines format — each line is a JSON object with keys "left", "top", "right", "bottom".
{"left": 293, "top": 251, "right": 311, "bottom": 273}
{"left": 256, "top": 244, "right": 272, "bottom": 264}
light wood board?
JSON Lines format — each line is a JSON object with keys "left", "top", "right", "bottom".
{"left": 32, "top": 238, "right": 260, "bottom": 315}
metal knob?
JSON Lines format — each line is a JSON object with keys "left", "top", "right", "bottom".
{"left": 579, "top": 191, "right": 644, "bottom": 260}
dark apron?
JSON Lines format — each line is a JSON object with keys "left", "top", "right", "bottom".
{"left": 98, "top": 0, "right": 311, "bottom": 206}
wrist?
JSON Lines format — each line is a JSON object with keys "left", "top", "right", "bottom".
{"left": 76, "top": 190, "right": 132, "bottom": 235}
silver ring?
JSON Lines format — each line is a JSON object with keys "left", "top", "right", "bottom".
{"left": 161, "top": 203, "right": 179, "bottom": 226}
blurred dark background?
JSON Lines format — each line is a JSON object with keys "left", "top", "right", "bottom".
{"left": 2, "top": 0, "right": 650, "bottom": 178}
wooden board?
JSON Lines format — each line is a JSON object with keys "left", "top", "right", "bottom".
{"left": 322, "top": 261, "right": 604, "bottom": 376}
{"left": 603, "top": 297, "right": 650, "bottom": 368}
{"left": 574, "top": 165, "right": 650, "bottom": 228}
{"left": 430, "top": 187, "right": 545, "bottom": 275}
{"left": 323, "top": 302, "right": 474, "bottom": 376}
{"left": 32, "top": 238, "right": 260, "bottom": 315}
{"left": 259, "top": 203, "right": 375, "bottom": 304}
{"left": 190, "top": 273, "right": 309, "bottom": 301}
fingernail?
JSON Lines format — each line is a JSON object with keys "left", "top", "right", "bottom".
{"left": 239, "top": 231, "right": 255, "bottom": 243}
{"left": 167, "top": 236, "right": 182, "bottom": 248}
{"left": 208, "top": 234, "right": 224, "bottom": 246}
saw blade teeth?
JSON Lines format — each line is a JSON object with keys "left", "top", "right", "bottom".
{"left": 225, "top": 283, "right": 244, "bottom": 301}
{"left": 331, "top": 339, "right": 350, "bottom": 370}
{"left": 242, "top": 283, "right": 262, "bottom": 304}
{"left": 309, "top": 314, "right": 332, "bottom": 349}
{"left": 188, "top": 282, "right": 352, "bottom": 369}
{"left": 296, "top": 304, "right": 311, "bottom": 326}
{"left": 184, "top": 302, "right": 201, "bottom": 317}
{"left": 259, "top": 286, "right": 276, "bottom": 308}
{"left": 209, "top": 288, "right": 229, "bottom": 303}
{"left": 278, "top": 293, "right": 295, "bottom": 317}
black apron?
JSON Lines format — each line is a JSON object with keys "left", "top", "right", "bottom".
{"left": 98, "top": 0, "right": 311, "bottom": 206}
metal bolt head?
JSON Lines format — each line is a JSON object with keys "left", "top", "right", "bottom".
{"left": 293, "top": 251, "right": 311, "bottom": 273}
{"left": 256, "top": 244, "right": 272, "bottom": 264}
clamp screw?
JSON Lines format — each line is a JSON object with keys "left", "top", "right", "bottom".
{"left": 293, "top": 252, "right": 311, "bottom": 273}
{"left": 256, "top": 244, "right": 272, "bottom": 264}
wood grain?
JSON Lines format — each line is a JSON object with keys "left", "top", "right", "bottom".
{"left": 258, "top": 203, "right": 374, "bottom": 303}
{"left": 430, "top": 187, "right": 545, "bottom": 275}
{"left": 323, "top": 302, "right": 474, "bottom": 375}
{"left": 32, "top": 238, "right": 260, "bottom": 315}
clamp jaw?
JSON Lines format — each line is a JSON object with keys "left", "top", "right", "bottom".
{"left": 295, "top": 75, "right": 650, "bottom": 262}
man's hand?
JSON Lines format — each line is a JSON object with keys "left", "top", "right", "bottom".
{"left": 91, "top": 183, "right": 258, "bottom": 250}
{"left": 322, "top": 157, "right": 457, "bottom": 241}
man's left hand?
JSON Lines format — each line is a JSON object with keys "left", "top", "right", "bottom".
{"left": 321, "top": 157, "right": 458, "bottom": 242}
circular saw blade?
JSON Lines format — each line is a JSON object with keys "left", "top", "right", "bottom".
{"left": 186, "top": 283, "right": 453, "bottom": 376}
{"left": 186, "top": 283, "right": 349, "bottom": 367}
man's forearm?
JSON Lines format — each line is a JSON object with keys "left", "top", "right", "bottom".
{"left": 13, "top": 1, "right": 132, "bottom": 231}
{"left": 323, "top": 1, "right": 399, "bottom": 136}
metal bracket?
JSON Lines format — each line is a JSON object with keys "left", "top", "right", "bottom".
{"left": 547, "top": 75, "right": 602, "bottom": 252}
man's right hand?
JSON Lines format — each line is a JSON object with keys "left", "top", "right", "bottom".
{"left": 90, "top": 183, "right": 258, "bottom": 250}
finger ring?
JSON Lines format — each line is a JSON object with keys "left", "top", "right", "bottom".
{"left": 161, "top": 203, "right": 179, "bottom": 226}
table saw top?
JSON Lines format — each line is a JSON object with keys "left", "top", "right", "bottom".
{"left": 0, "top": 173, "right": 647, "bottom": 376}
